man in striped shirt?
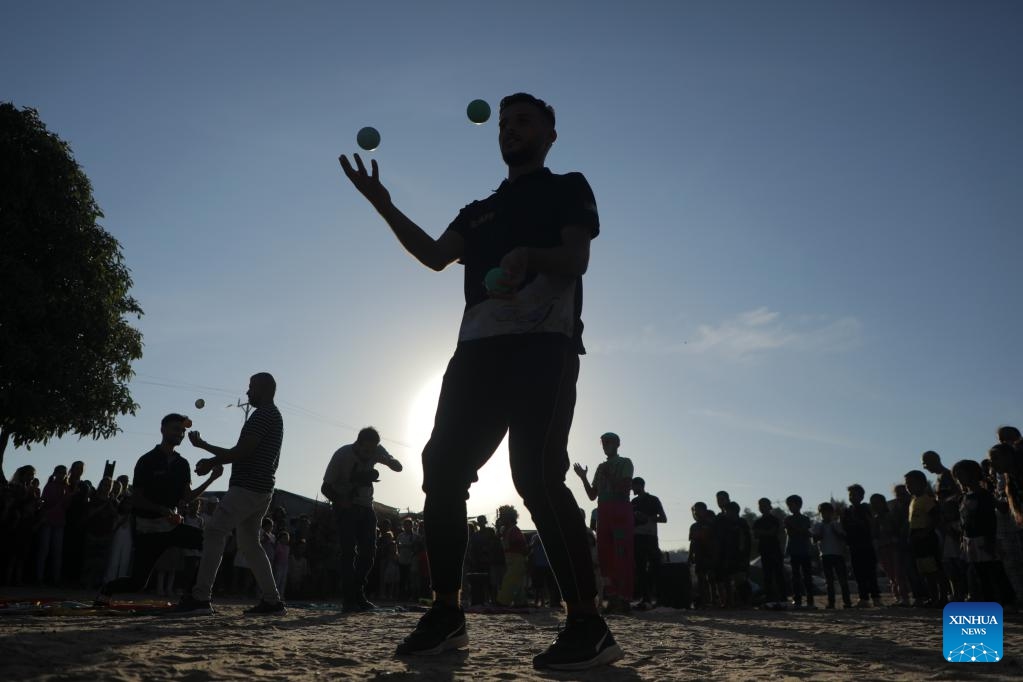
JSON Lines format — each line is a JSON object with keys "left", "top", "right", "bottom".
{"left": 174, "top": 372, "right": 286, "bottom": 615}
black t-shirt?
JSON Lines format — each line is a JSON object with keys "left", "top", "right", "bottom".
{"left": 445, "top": 168, "right": 599, "bottom": 353}
{"left": 752, "top": 513, "right": 782, "bottom": 555}
{"left": 961, "top": 488, "right": 997, "bottom": 539}
{"left": 132, "top": 446, "right": 191, "bottom": 518}
{"left": 631, "top": 493, "right": 665, "bottom": 536}
{"left": 841, "top": 502, "right": 875, "bottom": 549}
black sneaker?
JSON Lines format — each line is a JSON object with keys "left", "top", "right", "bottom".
{"left": 395, "top": 604, "right": 468, "bottom": 655}
{"left": 342, "top": 596, "right": 377, "bottom": 613}
{"left": 171, "top": 594, "right": 214, "bottom": 615}
{"left": 533, "top": 614, "right": 624, "bottom": 671}
{"left": 244, "top": 599, "right": 286, "bottom": 615}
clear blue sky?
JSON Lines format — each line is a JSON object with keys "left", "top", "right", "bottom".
{"left": 3, "top": 1, "right": 1021, "bottom": 549}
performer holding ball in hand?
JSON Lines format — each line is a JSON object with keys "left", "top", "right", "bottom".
{"left": 94, "top": 413, "right": 222, "bottom": 606}
{"left": 173, "top": 372, "right": 286, "bottom": 616}
{"left": 339, "top": 93, "right": 620, "bottom": 670}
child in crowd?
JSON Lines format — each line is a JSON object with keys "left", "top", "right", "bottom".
{"left": 153, "top": 535, "right": 181, "bottom": 598}
{"left": 380, "top": 530, "right": 400, "bottom": 602}
{"left": 953, "top": 459, "right": 1016, "bottom": 606}
{"left": 260, "top": 517, "right": 276, "bottom": 563}
{"left": 396, "top": 518, "right": 417, "bottom": 601}
{"left": 940, "top": 498, "right": 967, "bottom": 602}
{"left": 688, "top": 502, "right": 716, "bottom": 608}
{"left": 180, "top": 498, "right": 204, "bottom": 594}
{"left": 784, "top": 495, "right": 816, "bottom": 609}
{"left": 103, "top": 481, "right": 132, "bottom": 585}
{"left": 274, "top": 530, "right": 290, "bottom": 599}
{"left": 287, "top": 538, "right": 310, "bottom": 599}
{"left": 497, "top": 506, "right": 528, "bottom": 607}
{"left": 36, "top": 465, "right": 71, "bottom": 584}
{"left": 753, "top": 497, "right": 787, "bottom": 609}
{"left": 989, "top": 440, "right": 1023, "bottom": 603}
{"left": 813, "top": 502, "right": 852, "bottom": 609}
{"left": 726, "top": 501, "right": 752, "bottom": 608}
{"left": 904, "top": 470, "right": 947, "bottom": 606}
{"left": 870, "top": 493, "right": 910, "bottom": 606}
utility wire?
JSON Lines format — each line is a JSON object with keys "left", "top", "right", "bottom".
{"left": 133, "top": 373, "right": 417, "bottom": 451}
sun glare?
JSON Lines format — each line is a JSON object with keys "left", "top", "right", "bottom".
{"left": 405, "top": 369, "right": 519, "bottom": 521}
{"left": 406, "top": 371, "right": 444, "bottom": 455}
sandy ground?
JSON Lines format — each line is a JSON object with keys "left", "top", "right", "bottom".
{"left": 2, "top": 590, "right": 1022, "bottom": 681}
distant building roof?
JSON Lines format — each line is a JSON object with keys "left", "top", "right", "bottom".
{"left": 201, "top": 488, "right": 402, "bottom": 518}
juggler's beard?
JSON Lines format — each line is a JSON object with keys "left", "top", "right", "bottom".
{"left": 501, "top": 141, "right": 543, "bottom": 167}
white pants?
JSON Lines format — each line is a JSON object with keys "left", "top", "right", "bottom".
{"left": 192, "top": 486, "right": 279, "bottom": 603}
{"left": 104, "top": 525, "right": 133, "bottom": 583}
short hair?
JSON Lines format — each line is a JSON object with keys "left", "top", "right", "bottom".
{"left": 161, "top": 413, "right": 188, "bottom": 427}
{"left": 252, "top": 372, "right": 277, "bottom": 394}
{"left": 921, "top": 450, "right": 941, "bottom": 463}
{"left": 989, "top": 443, "right": 1014, "bottom": 459}
{"left": 715, "top": 490, "right": 730, "bottom": 500}
{"left": 692, "top": 501, "right": 708, "bottom": 512}
{"left": 818, "top": 502, "right": 834, "bottom": 514}
{"left": 997, "top": 425, "right": 1021, "bottom": 443}
{"left": 847, "top": 483, "right": 865, "bottom": 496}
{"left": 357, "top": 426, "right": 381, "bottom": 445}
{"left": 633, "top": 477, "right": 646, "bottom": 487}
{"left": 786, "top": 494, "right": 803, "bottom": 507}
{"left": 727, "top": 501, "right": 740, "bottom": 513}
{"left": 500, "top": 93, "right": 555, "bottom": 127}
{"left": 758, "top": 497, "right": 771, "bottom": 507}
{"left": 904, "top": 469, "right": 928, "bottom": 485}
{"left": 869, "top": 493, "right": 887, "bottom": 505}
{"left": 952, "top": 459, "right": 983, "bottom": 483}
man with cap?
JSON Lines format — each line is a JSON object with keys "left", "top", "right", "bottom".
{"left": 574, "top": 432, "right": 635, "bottom": 613}
{"left": 94, "top": 413, "right": 223, "bottom": 605}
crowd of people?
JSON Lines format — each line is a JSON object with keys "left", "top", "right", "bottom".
{"left": 686, "top": 427, "right": 1023, "bottom": 612}
{"left": 4, "top": 93, "right": 1022, "bottom": 671}
{"left": 0, "top": 460, "right": 439, "bottom": 604}
{"left": 3, "top": 425, "right": 1022, "bottom": 618}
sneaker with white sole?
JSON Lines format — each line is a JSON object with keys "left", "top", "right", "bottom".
{"left": 395, "top": 604, "right": 468, "bottom": 655}
{"left": 532, "top": 614, "right": 624, "bottom": 671}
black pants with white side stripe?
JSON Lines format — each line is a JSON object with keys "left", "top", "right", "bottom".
{"left": 421, "top": 334, "right": 597, "bottom": 605}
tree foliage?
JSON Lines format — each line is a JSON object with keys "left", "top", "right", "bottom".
{"left": 0, "top": 102, "right": 144, "bottom": 475}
